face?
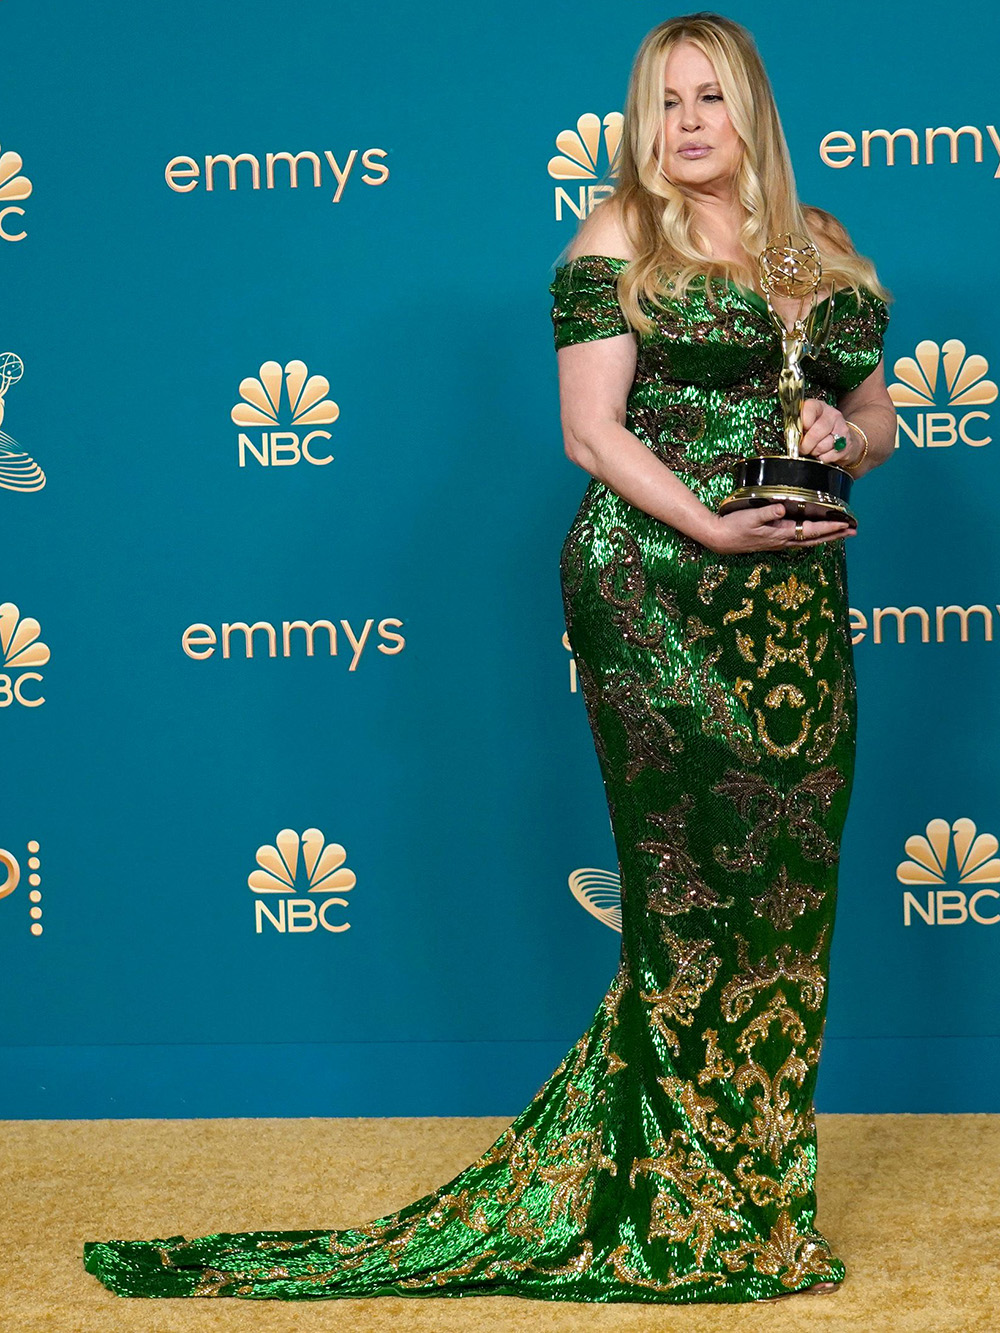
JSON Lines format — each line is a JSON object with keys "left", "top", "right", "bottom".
{"left": 658, "top": 41, "right": 742, "bottom": 189}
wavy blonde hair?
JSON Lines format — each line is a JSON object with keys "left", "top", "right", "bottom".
{"left": 562, "top": 11, "right": 891, "bottom": 336}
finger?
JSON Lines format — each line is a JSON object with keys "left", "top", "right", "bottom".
{"left": 798, "top": 531, "right": 854, "bottom": 545}
{"left": 800, "top": 398, "right": 822, "bottom": 428}
{"left": 798, "top": 521, "right": 853, "bottom": 536}
{"left": 801, "top": 423, "right": 836, "bottom": 456}
{"left": 773, "top": 518, "right": 852, "bottom": 539}
{"left": 753, "top": 504, "right": 788, "bottom": 527}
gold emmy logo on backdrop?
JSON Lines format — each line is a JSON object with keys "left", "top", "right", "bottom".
{"left": 898, "top": 817, "right": 1000, "bottom": 927}
{"left": 0, "top": 602, "right": 48, "bottom": 708}
{"left": 819, "top": 121, "right": 1000, "bottom": 174}
{"left": 0, "top": 354, "right": 45, "bottom": 491}
{"left": 888, "top": 340, "right": 997, "bottom": 448}
{"left": 164, "top": 146, "right": 389, "bottom": 202}
{"left": 232, "top": 359, "right": 340, "bottom": 468}
{"left": 0, "top": 143, "right": 32, "bottom": 242}
{"left": 0, "top": 838, "right": 43, "bottom": 935}
{"left": 249, "top": 828, "right": 356, "bottom": 934}
{"left": 548, "top": 112, "right": 623, "bottom": 221}
{"left": 568, "top": 868, "right": 622, "bottom": 933}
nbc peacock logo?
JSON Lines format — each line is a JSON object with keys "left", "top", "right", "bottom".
{"left": 0, "top": 142, "right": 31, "bottom": 242}
{"left": 0, "top": 839, "right": 43, "bottom": 935}
{"left": 0, "top": 354, "right": 45, "bottom": 492}
{"left": 249, "top": 827, "right": 355, "bottom": 934}
{"left": 232, "top": 359, "right": 340, "bottom": 469}
{"left": 548, "top": 112, "right": 623, "bottom": 222}
{"left": 898, "top": 817, "right": 1000, "bottom": 926}
{"left": 888, "top": 340, "right": 997, "bottom": 449}
{"left": 569, "top": 867, "right": 622, "bottom": 933}
{"left": 0, "top": 602, "right": 48, "bottom": 707}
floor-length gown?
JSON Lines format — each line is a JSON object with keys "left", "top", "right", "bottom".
{"left": 83, "top": 253, "right": 889, "bottom": 1303}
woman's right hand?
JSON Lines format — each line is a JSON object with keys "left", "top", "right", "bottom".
{"left": 702, "top": 503, "right": 855, "bottom": 554}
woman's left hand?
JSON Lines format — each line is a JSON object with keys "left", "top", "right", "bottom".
{"left": 799, "top": 398, "right": 860, "bottom": 467}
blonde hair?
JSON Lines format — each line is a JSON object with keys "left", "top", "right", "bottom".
{"left": 562, "top": 11, "right": 891, "bottom": 336}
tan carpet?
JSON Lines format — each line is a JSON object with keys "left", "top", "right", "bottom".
{"left": 2, "top": 1113, "right": 996, "bottom": 1332}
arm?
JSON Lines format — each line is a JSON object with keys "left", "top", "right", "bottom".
{"left": 800, "top": 205, "right": 896, "bottom": 476}
{"left": 557, "top": 199, "right": 721, "bottom": 548}
{"left": 836, "top": 358, "right": 897, "bottom": 477}
{"left": 556, "top": 333, "right": 720, "bottom": 547}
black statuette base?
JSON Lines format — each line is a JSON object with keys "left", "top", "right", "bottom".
{"left": 718, "top": 455, "right": 857, "bottom": 526}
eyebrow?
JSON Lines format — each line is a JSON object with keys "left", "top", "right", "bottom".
{"left": 663, "top": 81, "right": 721, "bottom": 92}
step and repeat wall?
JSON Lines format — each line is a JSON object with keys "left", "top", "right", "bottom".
{"left": 1, "top": 0, "right": 997, "bottom": 1116}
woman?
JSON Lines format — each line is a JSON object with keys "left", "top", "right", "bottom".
{"left": 83, "top": 12, "right": 895, "bottom": 1304}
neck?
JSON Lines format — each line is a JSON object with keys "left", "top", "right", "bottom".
{"left": 684, "top": 184, "right": 746, "bottom": 264}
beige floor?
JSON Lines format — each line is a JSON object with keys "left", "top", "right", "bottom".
{"left": 3, "top": 1113, "right": 997, "bottom": 1333}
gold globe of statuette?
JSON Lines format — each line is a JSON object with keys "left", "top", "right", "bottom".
{"left": 757, "top": 232, "right": 823, "bottom": 301}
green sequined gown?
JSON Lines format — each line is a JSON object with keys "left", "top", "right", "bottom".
{"left": 83, "top": 254, "right": 889, "bottom": 1303}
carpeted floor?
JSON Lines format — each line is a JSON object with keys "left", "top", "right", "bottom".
{"left": 2, "top": 1113, "right": 997, "bottom": 1332}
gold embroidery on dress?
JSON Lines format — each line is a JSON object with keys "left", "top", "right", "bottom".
{"left": 640, "top": 927, "right": 722, "bottom": 1054}
{"left": 729, "top": 991, "right": 814, "bottom": 1163}
{"left": 537, "top": 1125, "right": 617, "bottom": 1228}
{"left": 719, "top": 1209, "right": 838, "bottom": 1288}
{"left": 600, "top": 667, "right": 683, "bottom": 782}
{"left": 572, "top": 655, "right": 611, "bottom": 768}
{"left": 426, "top": 1188, "right": 492, "bottom": 1233}
{"left": 804, "top": 669, "right": 849, "bottom": 765}
{"left": 745, "top": 563, "right": 768, "bottom": 590}
{"left": 559, "top": 1030, "right": 593, "bottom": 1122}
{"left": 597, "top": 968, "right": 629, "bottom": 1076}
{"left": 697, "top": 563, "right": 728, "bottom": 604}
{"left": 639, "top": 796, "right": 733, "bottom": 915}
{"left": 768, "top": 572, "right": 813, "bottom": 612}
{"left": 503, "top": 1206, "right": 546, "bottom": 1244}
{"left": 598, "top": 527, "right": 676, "bottom": 651}
{"left": 658, "top": 1075, "right": 736, "bottom": 1150}
{"left": 712, "top": 767, "right": 846, "bottom": 871}
{"left": 327, "top": 1215, "right": 421, "bottom": 1263}
{"left": 751, "top": 864, "right": 825, "bottom": 930}
{"left": 734, "top": 1145, "right": 813, "bottom": 1208}
{"left": 683, "top": 614, "right": 717, "bottom": 648}
{"left": 735, "top": 631, "right": 756, "bottom": 664}
{"left": 192, "top": 1267, "right": 237, "bottom": 1296}
{"left": 397, "top": 1251, "right": 497, "bottom": 1288}
{"left": 698, "top": 1028, "right": 736, "bottom": 1085}
{"left": 629, "top": 1129, "right": 744, "bottom": 1265}
{"left": 480, "top": 1240, "right": 595, "bottom": 1280}
{"left": 604, "top": 1242, "right": 726, "bottom": 1291}
{"left": 723, "top": 597, "right": 754, "bottom": 625}
{"left": 719, "top": 928, "right": 829, "bottom": 1023}
{"left": 714, "top": 563, "right": 852, "bottom": 762}
{"left": 688, "top": 644, "right": 761, "bottom": 765}
{"left": 754, "top": 710, "right": 815, "bottom": 758}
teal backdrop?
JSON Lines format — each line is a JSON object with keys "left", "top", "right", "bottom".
{"left": 1, "top": 0, "right": 997, "bottom": 1116}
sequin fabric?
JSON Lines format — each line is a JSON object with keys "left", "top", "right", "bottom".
{"left": 82, "top": 253, "right": 889, "bottom": 1303}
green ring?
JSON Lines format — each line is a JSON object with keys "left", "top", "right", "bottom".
{"left": 832, "top": 435, "right": 847, "bottom": 451}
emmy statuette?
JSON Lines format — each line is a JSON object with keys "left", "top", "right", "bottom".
{"left": 718, "top": 232, "right": 857, "bottom": 528}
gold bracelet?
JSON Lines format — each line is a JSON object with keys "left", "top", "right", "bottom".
{"left": 843, "top": 420, "right": 869, "bottom": 474}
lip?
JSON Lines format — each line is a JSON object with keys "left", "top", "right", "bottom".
{"left": 678, "top": 145, "right": 711, "bottom": 157}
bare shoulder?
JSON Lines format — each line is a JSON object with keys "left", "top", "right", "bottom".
{"left": 564, "top": 197, "right": 636, "bottom": 263}
{"left": 802, "top": 204, "right": 858, "bottom": 258}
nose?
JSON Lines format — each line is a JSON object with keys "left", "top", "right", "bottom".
{"left": 680, "top": 106, "right": 702, "bottom": 131}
